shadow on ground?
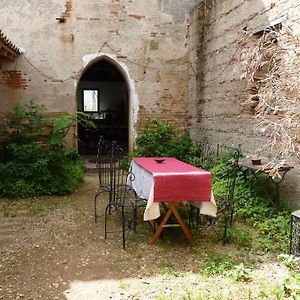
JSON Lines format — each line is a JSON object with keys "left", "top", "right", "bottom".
{"left": 0, "top": 173, "right": 292, "bottom": 300}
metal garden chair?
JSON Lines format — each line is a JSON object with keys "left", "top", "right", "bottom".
{"left": 94, "top": 137, "right": 118, "bottom": 222}
{"left": 104, "top": 150, "right": 147, "bottom": 249}
{"left": 189, "top": 144, "right": 241, "bottom": 243}
{"left": 215, "top": 146, "right": 241, "bottom": 242}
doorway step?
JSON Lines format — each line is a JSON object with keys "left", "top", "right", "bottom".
{"left": 81, "top": 155, "right": 97, "bottom": 173}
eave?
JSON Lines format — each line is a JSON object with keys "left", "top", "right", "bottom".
{"left": 0, "top": 30, "right": 21, "bottom": 61}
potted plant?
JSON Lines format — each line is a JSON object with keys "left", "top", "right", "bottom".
{"left": 248, "top": 154, "right": 262, "bottom": 165}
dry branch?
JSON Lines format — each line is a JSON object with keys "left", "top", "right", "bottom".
{"left": 240, "top": 26, "right": 300, "bottom": 161}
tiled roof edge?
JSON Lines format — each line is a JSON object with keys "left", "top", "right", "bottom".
{"left": 0, "top": 30, "right": 21, "bottom": 55}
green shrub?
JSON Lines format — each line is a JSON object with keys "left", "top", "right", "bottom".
{"left": 0, "top": 101, "right": 86, "bottom": 198}
{"left": 0, "top": 100, "right": 50, "bottom": 145}
{"left": 0, "top": 143, "right": 85, "bottom": 198}
{"left": 210, "top": 154, "right": 291, "bottom": 252}
{"left": 133, "top": 119, "right": 193, "bottom": 161}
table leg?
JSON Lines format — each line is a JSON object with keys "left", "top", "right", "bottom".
{"left": 169, "top": 203, "right": 193, "bottom": 242}
{"left": 148, "top": 203, "right": 193, "bottom": 245}
{"left": 274, "top": 181, "right": 280, "bottom": 209}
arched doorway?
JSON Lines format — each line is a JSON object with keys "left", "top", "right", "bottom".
{"left": 76, "top": 59, "right": 129, "bottom": 155}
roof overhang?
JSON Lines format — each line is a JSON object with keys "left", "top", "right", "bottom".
{"left": 0, "top": 30, "right": 21, "bottom": 61}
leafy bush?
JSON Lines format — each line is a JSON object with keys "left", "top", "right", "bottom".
{"left": 210, "top": 153, "right": 291, "bottom": 252}
{"left": 0, "top": 101, "right": 86, "bottom": 198}
{"left": 0, "top": 101, "right": 50, "bottom": 146}
{"left": 133, "top": 119, "right": 193, "bottom": 161}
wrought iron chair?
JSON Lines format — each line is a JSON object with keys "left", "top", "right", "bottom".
{"left": 215, "top": 146, "right": 241, "bottom": 242}
{"left": 290, "top": 210, "right": 300, "bottom": 256}
{"left": 104, "top": 154, "right": 147, "bottom": 249}
{"left": 94, "top": 136, "right": 116, "bottom": 222}
{"left": 192, "top": 138, "right": 217, "bottom": 170}
{"left": 189, "top": 145, "right": 241, "bottom": 243}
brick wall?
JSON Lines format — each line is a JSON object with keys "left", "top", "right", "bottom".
{"left": 188, "top": 0, "right": 300, "bottom": 206}
{"left": 0, "top": 0, "right": 203, "bottom": 142}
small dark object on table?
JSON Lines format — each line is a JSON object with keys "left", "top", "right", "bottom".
{"left": 154, "top": 158, "right": 166, "bottom": 163}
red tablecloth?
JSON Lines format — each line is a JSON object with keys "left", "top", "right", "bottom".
{"left": 132, "top": 157, "right": 212, "bottom": 202}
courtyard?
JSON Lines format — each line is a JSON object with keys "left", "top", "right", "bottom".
{"left": 1, "top": 172, "right": 299, "bottom": 300}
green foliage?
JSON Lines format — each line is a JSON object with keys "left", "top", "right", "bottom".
{"left": 203, "top": 254, "right": 235, "bottom": 276}
{"left": 0, "top": 101, "right": 85, "bottom": 198}
{"left": 203, "top": 254, "right": 252, "bottom": 282}
{"left": 49, "top": 111, "right": 95, "bottom": 148}
{"left": 0, "top": 143, "right": 85, "bottom": 198}
{"left": 224, "top": 226, "right": 253, "bottom": 247}
{"left": 0, "top": 100, "right": 50, "bottom": 145}
{"left": 210, "top": 153, "right": 291, "bottom": 252}
{"left": 226, "top": 263, "right": 251, "bottom": 282}
{"left": 187, "top": 143, "right": 221, "bottom": 170}
{"left": 272, "top": 274, "right": 300, "bottom": 299}
{"left": 133, "top": 119, "right": 193, "bottom": 161}
{"left": 278, "top": 254, "right": 300, "bottom": 272}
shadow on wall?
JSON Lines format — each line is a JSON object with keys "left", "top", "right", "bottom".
{"left": 158, "top": 0, "right": 205, "bottom": 22}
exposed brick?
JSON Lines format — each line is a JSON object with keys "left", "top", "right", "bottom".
{"left": 110, "top": 11, "right": 119, "bottom": 17}
{"left": 128, "top": 14, "right": 145, "bottom": 20}
{"left": 57, "top": 0, "right": 72, "bottom": 22}
{"left": 65, "top": 0, "right": 72, "bottom": 15}
{"left": 60, "top": 33, "right": 74, "bottom": 43}
{"left": 76, "top": 16, "right": 88, "bottom": 20}
{"left": 1, "top": 70, "right": 28, "bottom": 90}
{"left": 108, "top": 29, "right": 120, "bottom": 35}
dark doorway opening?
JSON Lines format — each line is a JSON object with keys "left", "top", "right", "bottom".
{"left": 77, "top": 59, "right": 129, "bottom": 155}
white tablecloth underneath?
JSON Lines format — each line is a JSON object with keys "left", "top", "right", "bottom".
{"left": 129, "top": 160, "right": 217, "bottom": 221}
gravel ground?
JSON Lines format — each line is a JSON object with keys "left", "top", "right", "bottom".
{"left": 0, "top": 173, "right": 297, "bottom": 300}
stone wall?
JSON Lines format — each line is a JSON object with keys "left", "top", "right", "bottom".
{"left": 0, "top": 0, "right": 203, "bottom": 148}
{"left": 188, "top": 0, "right": 300, "bottom": 206}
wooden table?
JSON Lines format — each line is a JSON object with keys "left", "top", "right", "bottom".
{"left": 238, "top": 157, "right": 294, "bottom": 208}
{"left": 129, "top": 157, "right": 216, "bottom": 244}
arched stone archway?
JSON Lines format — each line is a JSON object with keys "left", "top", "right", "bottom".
{"left": 76, "top": 53, "right": 138, "bottom": 154}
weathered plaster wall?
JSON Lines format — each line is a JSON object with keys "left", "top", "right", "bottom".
{"left": 0, "top": 0, "right": 203, "bottom": 145}
{"left": 188, "top": 0, "right": 300, "bottom": 206}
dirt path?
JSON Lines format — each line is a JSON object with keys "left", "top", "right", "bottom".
{"left": 0, "top": 173, "right": 296, "bottom": 300}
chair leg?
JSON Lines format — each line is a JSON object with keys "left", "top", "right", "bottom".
{"left": 94, "top": 194, "right": 99, "bottom": 223}
{"left": 122, "top": 207, "right": 126, "bottom": 249}
{"left": 108, "top": 190, "right": 112, "bottom": 214}
{"left": 94, "top": 190, "right": 102, "bottom": 223}
{"left": 229, "top": 200, "right": 234, "bottom": 226}
{"left": 223, "top": 211, "right": 230, "bottom": 245}
{"left": 94, "top": 196, "right": 97, "bottom": 223}
{"left": 188, "top": 206, "right": 200, "bottom": 229}
{"left": 104, "top": 204, "right": 111, "bottom": 239}
{"left": 133, "top": 207, "right": 137, "bottom": 232}
{"left": 188, "top": 206, "right": 193, "bottom": 228}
